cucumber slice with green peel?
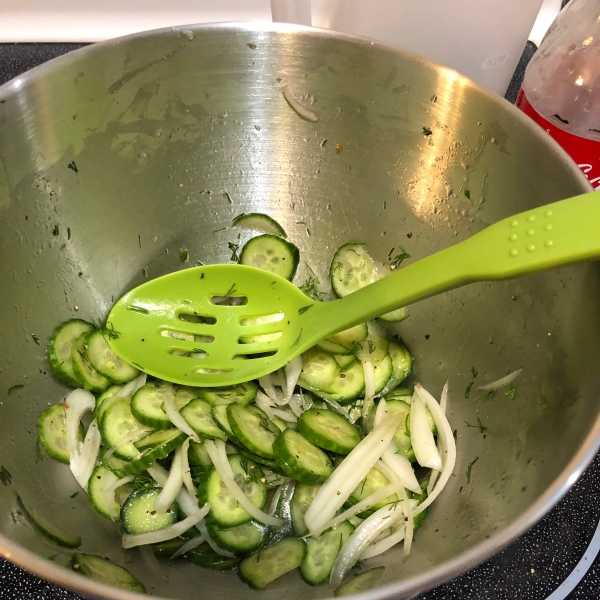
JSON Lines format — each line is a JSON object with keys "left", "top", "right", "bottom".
{"left": 239, "top": 537, "right": 306, "bottom": 589}
{"left": 328, "top": 323, "right": 369, "bottom": 351}
{"left": 99, "top": 451, "right": 129, "bottom": 478}
{"left": 48, "top": 319, "right": 95, "bottom": 386}
{"left": 71, "top": 553, "right": 146, "bottom": 593}
{"left": 206, "top": 520, "right": 266, "bottom": 554}
{"left": 186, "top": 544, "right": 241, "bottom": 571}
{"left": 317, "top": 338, "right": 353, "bottom": 355}
{"left": 380, "top": 341, "right": 414, "bottom": 396}
{"left": 199, "top": 454, "right": 267, "bottom": 528}
{"left": 372, "top": 354, "right": 393, "bottom": 395}
{"left": 174, "top": 387, "right": 198, "bottom": 410}
{"left": 237, "top": 446, "right": 280, "bottom": 471}
{"left": 120, "top": 487, "right": 178, "bottom": 534}
{"left": 199, "top": 381, "right": 258, "bottom": 405}
{"left": 334, "top": 567, "right": 385, "bottom": 596}
{"left": 290, "top": 483, "right": 321, "bottom": 537}
{"left": 357, "top": 322, "right": 389, "bottom": 362}
{"left": 306, "top": 360, "right": 365, "bottom": 405}
{"left": 227, "top": 404, "right": 279, "bottom": 459}
{"left": 180, "top": 398, "right": 227, "bottom": 441}
{"left": 273, "top": 429, "right": 333, "bottom": 484}
{"left": 95, "top": 385, "right": 124, "bottom": 419}
{"left": 381, "top": 399, "right": 415, "bottom": 462}
{"left": 330, "top": 243, "right": 380, "bottom": 298}
{"left": 17, "top": 495, "right": 82, "bottom": 548}
{"left": 37, "top": 404, "right": 83, "bottom": 464}
{"left": 378, "top": 306, "right": 409, "bottom": 322}
{"left": 271, "top": 416, "right": 288, "bottom": 432}
{"left": 232, "top": 212, "right": 287, "bottom": 238}
{"left": 239, "top": 234, "right": 299, "bottom": 280}
{"left": 298, "top": 348, "right": 341, "bottom": 392}
{"left": 298, "top": 408, "right": 361, "bottom": 455}
{"left": 212, "top": 404, "right": 236, "bottom": 439}
{"left": 384, "top": 387, "right": 413, "bottom": 402}
{"left": 152, "top": 537, "right": 189, "bottom": 558}
{"left": 188, "top": 440, "right": 213, "bottom": 469}
{"left": 130, "top": 382, "right": 173, "bottom": 429}
{"left": 87, "top": 465, "right": 122, "bottom": 520}
{"left": 348, "top": 467, "right": 399, "bottom": 516}
{"left": 71, "top": 331, "right": 112, "bottom": 393}
{"left": 301, "top": 521, "right": 354, "bottom": 586}
{"left": 334, "top": 354, "right": 357, "bottom": 369}
{"left": 86, "top": 329, "right": 140, "bottom": 384}
{"left": 99, "top": 399, "right": 144, "bottom": 460}
{"left": 124, "top": 429, "right": 187, "bottom": 475}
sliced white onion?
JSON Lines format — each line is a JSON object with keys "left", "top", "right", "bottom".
{"left": 170, "top": 534, "right": 205, "bottom": 560}
{"left": 122, "top": 504, "right": 209, "bottom": 549}
{"left": 282, "top": 84, "right": 319, "bottom": 122}
{"left": 288, "top": 394, "right": 304, "bottom": 418}
{"left": 284, "top": 356, "right": 303, "bottom": 402}
{"left": 321, "top": 396, "right": 352, "bottom": 421}
{"left": 440, "top": 381, "right": 449, "bottom": 413}
{"left": 308, "top": 483, "right": 396, "bottom": 537}
{"left": 304, "top": 413, "right": 402, "bottom": 535}
{"left": 255, "top": 391, "right": 297, "bottom": 423}
{"left": 117, "top": 373, "right": 147, "bottom": 398}
{"left": 197, "top": 520, "right": 236, "bottom": 558}
{"left": 78, "top": 419, "right": 102, "bottom": 491}
{"left": 64, "top": 389, "right": 96, "bottom": 488}
{"left": 478, "top": 368, "right": 522, "bottom": 391}
{"left": 361, "top": 359, "right": 376, "bottom": 419}
{"left": 163, "top": 387, "right": 201, "bottom": 443}
{"left": 180, "top": 439, "right": 197, "bottom": 502}
{"left": 147, "top": 464, "right": 200, "bottom": 519}
{"left": 154, "top": 445, "right": 184, "bottom": 514}
{"left": 268, "top": 485, "right": 283, "bottom": 515}
{"left": 428, "top": 382, "right": 449, "bottom": 496}
{"left": 104, "top": 475, "right": 135, "bottom": 521}
{"left": 361, "top": 524, "right": 406, "bottom": 559}
{"left": 259, "top": 374, "right": 284, "bottom": 405}
{"left": 204, "top": 440, "right": 283, "bottom": 526}
{"left": 330, "top": 502, "right": 406, "bottom": 585}
{"left": 410, "top": 391, "right": 442, "bottom": 470}
{"left": 412, "top": 384, "right": 456, "bottom": 516}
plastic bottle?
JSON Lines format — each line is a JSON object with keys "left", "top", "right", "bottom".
{"left": 517, "top": 0, "right": 600, "bottom": 189}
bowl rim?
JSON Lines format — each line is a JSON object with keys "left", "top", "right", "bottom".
{"left": 0, "top": 20, "right": 597, "bottom": 600}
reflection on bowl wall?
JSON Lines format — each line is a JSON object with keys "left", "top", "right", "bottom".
{"left": 0, "top": 22, "right": 598, "bottom": 600}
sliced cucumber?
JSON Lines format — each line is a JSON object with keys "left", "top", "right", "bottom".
{"left": 237, "top": 446, "right": 280, "bottom": 471}
{"left": 71, "top": 331, "right": 111, "bottom": 393}
{"left": 99, "top": 451, "right": 129, "bottom": 478}
{"left": 95, "top": 385, "right": 125, "bottom": 420}
{"left": 99, "top": 398, "right": 144, "bottom": 460}
{"left": 307, "top": 360, "right": 365, "bottom": 405}
{"left": 124, "top": 429, "right": 187, "bottom": 475}
{"left": 212, "top": 404, "right": 236, "bottom": 439}
{"left": 38, "top": 403, "right": 82, "bottom": 464}
{"left": 330, "top": 243, "right": 379, "bottom": 298}
{"left": 386, "top": 400, "right": 416, "bottom": 462}
{"left": 199, "top": 381, "right": 258, "bottom": 406}
{"left": 301, "top": 521, "right": 354, "bottom": 586}
{"left": 357, "top": 322, "right": 389, "bottom": 362}
{"left": 317, "top": 338, "right": 353, "bottom": 356}
{"left": 290, "top": 483, "right": 321, "bottom": 537}
{"left": 273, "top": 429, "right": 333, "bottom": 484}
{"left": 48, "top": 319, "right": 95, "bottom": 386}
{"left": 239, "top": 537, "right": 306, "bottom": 590}
{"left": 199, "top": 454, "right": 267, "bottom": 528}
{"left": 186, "top": 544, "right": 241, "bottom": 571}
{"left": 87, "top": 465, "right": 121, "bottom": 520}
{"left": 232, "top": 212, "right": 287, "bottom": 238}
{"left": 120, "top": 487, "right": 178, "bottom": 534}
{"left": 152, "top": 537, "right": 189, "bottom": 558}
{"left": 377, "top": 306, "right": 409, "bottom": 322}
{"left": 239, "top": 234, "right": 299, "bottom": 280}
{"left": 17, "top": 495, "right": 82, "bottom": 548}
{"left": 349, "top": 467, "right": 398, "bottom": 515}
{"left": 227, "top": 404, "right": 279, "bottom": 459}
{"left": 206, "top": 520, "right": 266, "bottom": 554}
{"left": 298, "top": 348, "right": 341, "bottom": 392}
{"left": 181, "top": 398, "right": 227, "bottom": 441}
{"left": 380, "top": 341, "right": 413, "bottom": 396}
{"left": 298, "top": 408, "right": 361, "bottom": 455}
{"left": 328, "top": 323, "right": 369, "bottom": 351}
{"left": 334, "top": 354, "right": 357, "bottom": 369}
{"left": 86, "top": 329, "right": 140, "bottom": 384}
{"left": 188, "top": 440, "right": 213, "bottom": 469}
{"left": 372, "top": 354, "right": 393, "bottom": 395}
{"left": 130, "top": 382, "right": 173, "bottom": 429}
{"left": 334, "top": 567, "right": 384, "bottom": 596}
{"left": 384, "top": 387, "right": 413, "bottom": 402}
{"left": 71, "top": 553, "right": 146, "bottom": 593}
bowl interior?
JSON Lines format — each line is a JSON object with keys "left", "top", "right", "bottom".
{"left": 0, "top": 23, "right": 598, "bottom": 600}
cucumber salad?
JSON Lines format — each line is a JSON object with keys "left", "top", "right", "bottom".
{"left": 36, "top": 213, "right": 456, "bottom": 595}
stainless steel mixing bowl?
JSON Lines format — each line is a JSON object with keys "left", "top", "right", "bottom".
{"left": 0, "top": 22, "right": 598, "bottom": 600}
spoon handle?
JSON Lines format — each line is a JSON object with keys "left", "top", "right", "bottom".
{"left": 317, "top": 191, "right": 600, "bottom": 334}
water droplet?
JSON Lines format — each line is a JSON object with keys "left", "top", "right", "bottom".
{"left": 510, "top": 249, "right": 518, "bottom": 257}
{"left": 527, "top": 228, "right": 535, "bottom": 236}
{"left": 527, "top": 244, "right": 536, "bottom": 252}
{"left": 509, "top": 233, "right": 518, "bottom": 241}
{"left": 183, "top": 30, "right": 194, "bottom": 40}
{"left": 545, "top": 240, "right": 553, "bottom": 247}
{"left": 511, "top": 220, "right": 519, "bottom": 227}
{"left": 528, "top": 215, "right": 535, "bottom": 222}
{"left": 545, "top": 210, "right": 553, "bottom": 217}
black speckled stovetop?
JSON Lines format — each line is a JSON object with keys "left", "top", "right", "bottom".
{"left": 0, "top": 41, "right": 598, "bottom": 600}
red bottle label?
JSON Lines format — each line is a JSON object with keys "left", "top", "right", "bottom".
{"left": 516, "top": 89, "right": 600, "bottom": 189}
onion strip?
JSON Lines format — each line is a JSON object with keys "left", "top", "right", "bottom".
{"left": 304, "top": 414, "right": 402, "bottom": 535}
{"left": 104, "top": 475, "right": 135, "bottom": 521}
{"left": 284, "top": 356, "right": 303, "bottom": 402}
{"left": 204, "top": 440, "right": 283, "bottom": 526}
{"left": 361, "top": 359, "right": 376, "bottom": 419}
{"left": 478, "top": 369, "right": 522, "bottom": 391}
{"left": 282, "top": 85, "right": 319, "bottom": 122}
{"left": 361, "top": 524, "right": 406, "bottom": 559}
{"left": 78, "top": 419, "right": 102, "bottom": 491}
{"left": 180, "top": 439, "right": 197, "bottom": 502}
{"left": 64, "top": 389, "right": 96, "bottom": 489}
{"left": 428, "top": 382, "right": 449, "bottom": 496}
{"left": 410, "top": 391, "right": 442, "bottom": 470}
{"left": 255, "top": 391, "right": 297, "bottom": 423}
{"left": 171, "top": 534, "right": 205, "bottom": 560}
{"left": 163, "top": 387, "right": 201, "bottom": 443}
{"left": 117, "top": 373, "right": 147, "bottom": 398}
{"left": 154, "top": 444, "right": 184, "bottom": 514}
{"left": 122, "top": 505, "right": 209, "bottom": 549}
{"left": 198, "top": 520, "right": 236, "bottom": 558}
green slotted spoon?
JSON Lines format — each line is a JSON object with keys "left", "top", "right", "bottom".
{"left": 107, "top": 191, "right": 600, "bottom": 387}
